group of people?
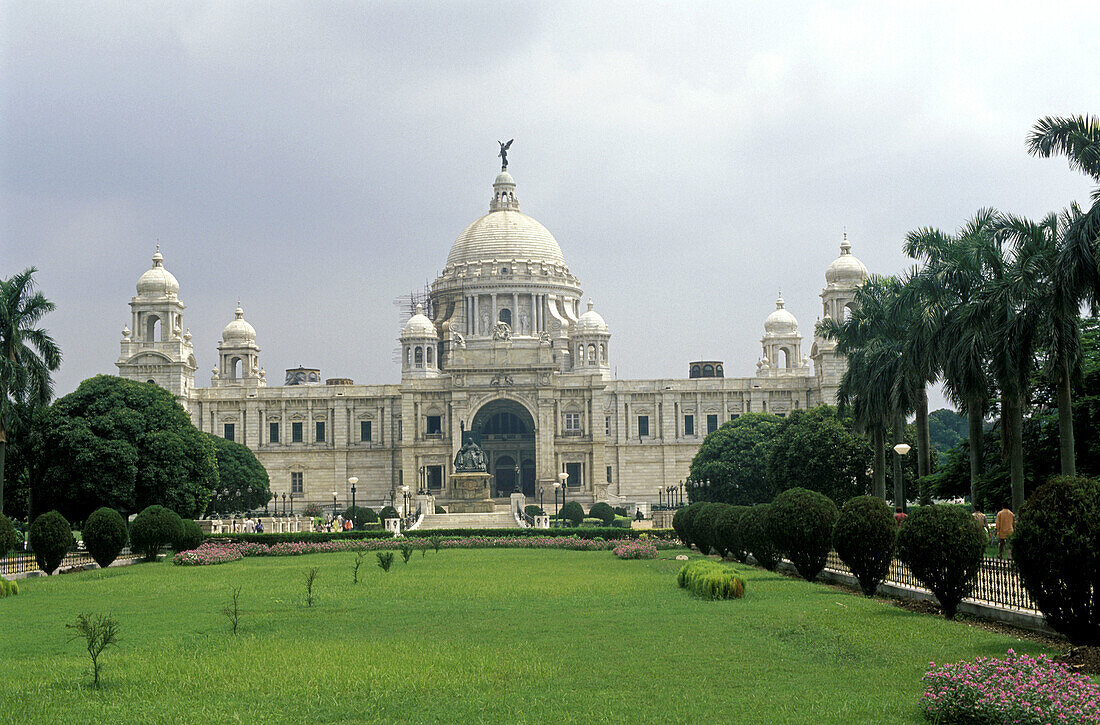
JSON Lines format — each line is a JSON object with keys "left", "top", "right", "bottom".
{"left": 893, "top": 504, "right": 1016, "bottom": 559}
{"left": 316, "top": 514, "right": 353, "bottom": 532}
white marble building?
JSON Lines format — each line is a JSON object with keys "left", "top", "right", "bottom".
{"left": 116, "top": 165, "right": 868, "bottom": 511}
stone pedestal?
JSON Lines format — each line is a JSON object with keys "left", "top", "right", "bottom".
{"left": 384, "top": 518, "right": 401, "bottom": 535}
{"left": 449, "top": 471, "right": 494, "bottom": 513}
{"left": 534, "top": 515, "right": 550, "bottom": 529}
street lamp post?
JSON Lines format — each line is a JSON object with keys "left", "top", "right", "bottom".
{"left": 401, "top": 484, "right": 410, "bottom": 518}
{"left": 893, "top": 442, "right": 912, "bottom": 512}
{"left": 514, "top": 464, "right": 521, "bottom": 495}
{"left": 419, "top": 466, "right": 426, "bottom": 495}
{"left": 658, "top": 487, "right": 664, "bottom": 509}
{"left": 332, "top": 491, "right": 338, "bottom": 518}
{"left": 558, "top": 471, "right": 569, "bottom": 525}
{"left": 349, "top": 476, "right": 358, "bottom": 527}
{"left": 553, "top": 481, "right": 561, "bottom": 527}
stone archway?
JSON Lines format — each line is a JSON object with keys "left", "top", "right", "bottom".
{"left": 471, "top": 398, "right": 536, "bottom": 498}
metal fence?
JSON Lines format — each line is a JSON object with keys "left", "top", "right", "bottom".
{"left": 0, "top": 546, "right": 142, "bottom": 577}
{"left": 823, "top": 551, "right": 1039, "bottom": 614}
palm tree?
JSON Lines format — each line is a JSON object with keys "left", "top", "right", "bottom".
{"left": 997, "top": 209, "right": 1082, "bottom": 476}
{"left": 1027, "top": 115, "right": 1100, "bottom": 307}
{"left": 0, "top": 268, "right": 62, "bottom": 514}
{"left": 905, "top": 210, "right": 998, "bottom": 508}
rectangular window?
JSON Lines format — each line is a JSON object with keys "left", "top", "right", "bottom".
{"left": 564, "top": 412, "right": 581, "bottom": 432}
{"left": 292, "top": 422, "right": 303, "bottom": 443}
{"left": 707, "top": 414, "right": 719, "bottom": 434}
{"left": 315, "top": 421, "right": 326, "bottom": 443}
{"left": 223, "top": 423, "right": 235, "bottom": 442}
{"left": 361, "top": 420, "right": 372, "bottom": 442}
{"left": 605, "top": 416, "right": 611, "bottom": 436}
{"left": 606, "top": 466, "right": 613, "bottom": 484}
{"left": 269, "top": 422, "right": 279, "bottom": 443}
{"left": 426, "top": 415, "right": 442, "bottom": 435}
{"left": 637, "top": 415, "right": 650, "bottom": 437}
{"left": 427, "top": 465, "right": 443, "bottom": 491}
{"left": 684, "top": 414, "right": 695, "bottom": 436}
{"left": 565, "top": 462, "right": 583, "bottom": 488}
{"left": 291, "top": 471, "right": 303, "bottom": 494}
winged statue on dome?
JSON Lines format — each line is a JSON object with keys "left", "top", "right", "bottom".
{"left": 498, "top": 139, "right": 513, "bottom": 171}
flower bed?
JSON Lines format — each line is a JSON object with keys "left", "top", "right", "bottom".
{"left": 174, "top": 535, "right": 680, "bottom": 566}
{"left": 920, "top": 649, "right": 1100, "bottom": 724}
{"left": 613, "top": 541, "right": 658, "bottom": 559}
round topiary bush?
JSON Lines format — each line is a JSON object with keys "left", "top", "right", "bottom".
{"left": 525, "top": 504, "right": 545, "bottom": 518}
{"left": 28, "top": 510, "right": 74, "bottom": 575}
{"left": 0, "top": 514, "right": 19, "bottom": 560}
{"left": 129, "top": 505, "right": 184, "bottom": 561}
{"left": 715, "top": 505, "right": 751, "bottom": 562}
{"left": 343, "top": 505, "right": 378, "bottom": 528}
{"left": 378, "top": 505, "right": 399, "bottom": 521}
{"left": 588, "top": 502, "right": 615, "bottom": 527}
{"left": 559, "top": 501, "right": 584, "bottom": 526}
{"left": 742, "top": 504, "right": 781, "bottom": 570}
{"left": 174, "top": 519, "right": 204, "bottom": 552}
{"left": 691, "top": 502, "right": 725, "bottom": 556}
{"left": 1013, "top": 475, "right": 1100, "bottom": 645}
{"left": 766, "top": 487, "right": 839, "bottom": 581}
{"left": 833, "top": 495, "right": 896, "bottom": 596}
{"left": 672, "top": 501, "right": 705, "bottom": 548}
{"left": 82, "top": 507, "right": 129, "bottom": 569}
{"left": 896, "top": 504, "right": 985, "bottom": 619}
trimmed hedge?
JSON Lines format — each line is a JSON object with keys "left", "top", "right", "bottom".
{"left": 378, "top": 505, "right": 399, "bottom": 521}
{"left": 672, "top": 501, "right": 705, "bottom": 548}
{"left": 691, "top": 502, "right": 726, "bottom": 556}
{"left": 560, "top": 501, "right": 585, "bottom": 526}
{"left": 896, "top": 504, "right": 985, "bottom": 619}
{"left": 343, "top": 505, "right": 378, "bottom": 527}
{"left": 833, "top": 495, "right": 896, "bottom": 596}
{"left": 28, "top": 510, "right": 74, "bottom": 575}
{"left": 0, "top": 578, "right": 19, "bottom": 597}
{"left": 742, "top": 504, "right": 780, "bottom": 570}
{"left": 677, "top": 559, "right": 745, "bottom": 599}
{"left": 208, "top": 527, "right": 676, "bottom": 544}
{"left": 130, "top": 505, "right": 184, "bottom": 561}
{"left": 766, "top": 487, "right": 838, "bottom": 581}
{"left": 714, "top": 505, "right": 751, "bottom": 562}
{"left": 1013, "top": 475, "right": 1100, "bottom": 646}
{"left": 0, "top": 514, "right": 19, "bottom": 559}
{"left": 588, "top": 502, "right": 615, "bottom": 526}
{"left": 175, "top": 519, "right": 205, "bottom": 552}
{"left": 83, "top": 507, "right": 129, "bottom": 569}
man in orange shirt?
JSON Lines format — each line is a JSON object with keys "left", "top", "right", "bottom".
{"left": 995, "top": 507, "right": 1014, "bottom": 560}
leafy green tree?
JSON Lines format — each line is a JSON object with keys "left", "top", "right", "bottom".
{"left": 687, "top": 413, "right": 782, "bottom": 505}
{"left": 31, "top": 375, "right": 217, "bottom": 521}
{"left": 204, "top": 433, "right": 271, "bottom": 515}
{"left": 764, "top": 406, "right": 872, "bottom": 506}
{"left": 0, "top": 268, "right": 62, "bottom": 515}
{"left": 928, "top": 409, "right": 968, "bottom": 456}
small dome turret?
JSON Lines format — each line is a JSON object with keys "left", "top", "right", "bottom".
{"left": 575, "top": 299, "right": 608, "bottom": 334}
{"left": 222, "top": 304, "right": 256, "bottom": 343}
{"left": 825, "top": 234, "right": 869, "bottom": 285}
{"left": 764, "top": 295, "right": 798, "bottom": 335}
{"left": 136, "top": 246, "right": 180, "bottom": 298}
{"left": 401, "top": 304, "right": 438, "bottom": 339}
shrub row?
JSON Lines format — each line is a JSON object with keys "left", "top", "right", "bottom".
{"left": 676, "top": 559, "right": 745, "bottom": 599}
{"left": 209, "top": 527, "right": 674, "bottom": 544}
{"left": 0, "top": 578, "right": 19, "bottom": 597}
{"left": 612, "top": 540, "right": 658, "bottom": 559}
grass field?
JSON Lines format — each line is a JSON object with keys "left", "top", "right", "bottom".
{"left": 1, "top": 548, "right": 1050, "bottom": 724}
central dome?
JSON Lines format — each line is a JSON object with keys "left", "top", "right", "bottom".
{"left": 444, "top": 170, "right": 567, "bottom": 268}
{"left": 446, "top": 211, "right": 566, "bottom": 267}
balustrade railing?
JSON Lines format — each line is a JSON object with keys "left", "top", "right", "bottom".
{"left": 1, "top": 545, "right": 143, "bottom": 577}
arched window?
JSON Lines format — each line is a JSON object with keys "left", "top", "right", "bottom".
{"left": 231, "top": 357, "right": 242, "bottom": 378}
{"left": 716, "top": 364, "right": 723, "bottom": 376}
{"left": 599, "top": 343, "right": 606, "bottom": 363}
{"left": 588, "top": 344, "right": 596, "bottom": 364}
{"left": 499, "top": 308, "right": 512, "bottom": 326}
{"left": 426, "top": 346, "right": 434, "bottom": 366}
{"left": 691, "top": 365, "right": 701, "bottom": 378}
{"left": 146, "top": 314, "right": 161, "bottom": 342}
{"left": 702, "top": 364, "right": 715, "bottom": 377}
{"left": 406, "top": 347, "right": 411, "bottom": 366}
{"left": 414, "top": 346, "right": 424, "bottom": 367}
{"left": 778, "top": 348, "right": 790, "bottom": 368}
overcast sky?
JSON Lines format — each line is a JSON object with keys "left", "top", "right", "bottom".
{"left": 3, "top": 1, "right": 1098, "bottom": 410}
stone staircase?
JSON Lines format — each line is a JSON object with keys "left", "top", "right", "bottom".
{"left": 415, "top": 506, "right": 520, "bottom": 530}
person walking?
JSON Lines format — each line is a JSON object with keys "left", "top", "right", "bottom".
{"left": 995, "top": 507, "right": 1015, "bottom": 560}
{"left": 893, "top": 507, "right": 908, "bottom": 526}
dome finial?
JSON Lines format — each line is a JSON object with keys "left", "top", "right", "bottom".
{"left": 587, "top": 298, "right": 594, "bottom": 312}
{"left": 840, "top": 230, "right": 852, "bottom": 255}
{"left": 152, "top": 244, "right": 164, "bottom": 267}
{"left": 490, "top": 163, "right": 520, "bottom": 212}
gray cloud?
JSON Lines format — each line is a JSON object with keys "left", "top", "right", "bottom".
{"left": 4, "top": 1, "right": 1098, "bottom": 410}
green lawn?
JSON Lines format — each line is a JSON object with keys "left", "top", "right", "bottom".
{"left": 1, "top": 548, "right": 1050, "bottom": 724}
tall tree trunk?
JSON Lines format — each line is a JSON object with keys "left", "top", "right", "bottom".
{"left": 872, "top": 425, "right": 886, "bottom": 499}
{"left": 1057, "top": 358, "right": 1076, "bottom": 476}
{"left": 967, "top": 397, "right": 983, "bottom": 509}
{"left": 1006, "top": 393, "right": 1026, "bottom": 513}
{"left": 0, "top": 432, "right": 6, "bottom": 515}
{"left": 916, "top": 387, "right": 931, "bottom": 480}
{"left": 893, "top": 411, "right": 906, "bottom": 512}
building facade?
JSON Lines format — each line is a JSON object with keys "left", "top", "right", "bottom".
{"left": 116, "top": 166, "right": 868, "bottom": 511}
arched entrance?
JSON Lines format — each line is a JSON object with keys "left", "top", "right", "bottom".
{"left": 471, "top": 398, "right": 536, "bottom": 498}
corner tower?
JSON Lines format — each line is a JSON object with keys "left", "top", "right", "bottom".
{"left": 811, "top": 234, "right": 869, "bottom": 404}
{"left": 116, "top": 247, "right": 197, "bottom": 400}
